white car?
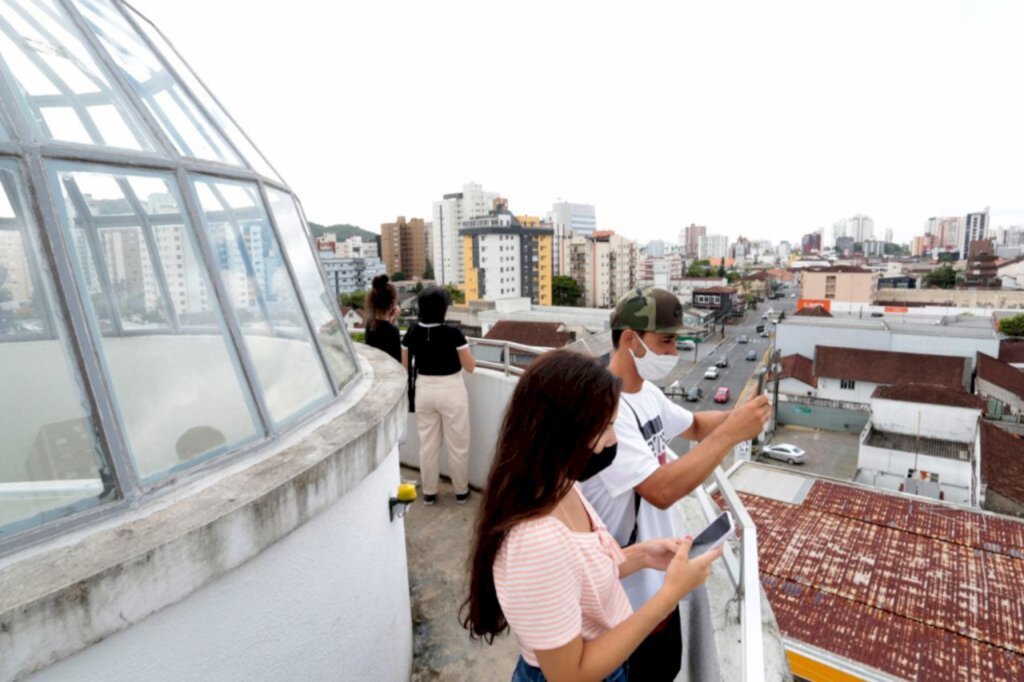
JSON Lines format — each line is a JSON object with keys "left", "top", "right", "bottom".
{"left": 703, "top": 367, "right": 719, "bottom": 380}
{"left": 760, "top": 443, "right": 806, "bottom": 464}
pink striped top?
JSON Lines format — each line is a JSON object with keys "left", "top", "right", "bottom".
{"left": 493, "top": 484, "right": 634, "bottom": 666}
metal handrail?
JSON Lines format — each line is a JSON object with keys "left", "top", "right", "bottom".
{"left": 695, "top": 463, "right": 765, "bottom": 682}
{"left": 465, "top": 336, "right": 550, "bottom": 376}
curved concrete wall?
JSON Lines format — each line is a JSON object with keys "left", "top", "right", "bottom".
{"left": 30, "top": 447, "right": 411, "bottom": 682}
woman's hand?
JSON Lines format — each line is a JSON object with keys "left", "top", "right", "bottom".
{"left": 640, "top": 538, "right": 685, "bottom": 571}
{"left": 661, "top": 537, "right": 722, "bottom": 601}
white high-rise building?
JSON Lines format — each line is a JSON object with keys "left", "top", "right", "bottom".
{"left": 569, "top": 231, "right": 637, "bottom": 308}
{"left": 848, "top": 215, "right": 874, "bottom": 243}
{"left": 962, "top": 207, "right": 990, "bottom": 255}
{"left": 698, "top": 234, "right": 729, "bottom": 260}
{"left": 884, "top": 228, "right": 893, "bottom": 244}
{"left": 547, "top": 200, "right": 597, "bottom": 277}
{"left": 431, "top": 182, "right": 498, "bottom": 286}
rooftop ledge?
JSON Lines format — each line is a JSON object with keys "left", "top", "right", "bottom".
{"left": 0, "top": 345, "right": 407, "bottom": 681}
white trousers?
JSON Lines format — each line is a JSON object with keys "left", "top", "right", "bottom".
{"left": 415, "top": 373, "right": 471, "bottom": 495}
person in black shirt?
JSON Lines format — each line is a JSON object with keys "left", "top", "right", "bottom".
{"left": 402, "top": 286, "right": 475, "bottom": 505}
{"left": 364, "top": 275, "right": 401, "bottom": 362}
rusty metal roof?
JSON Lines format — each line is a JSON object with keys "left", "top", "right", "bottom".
{"left": 735, "top": 477, "right": 1024, "bottom": 680}
{"left": 864, "top": 426, "right": 974, "bottom": 460}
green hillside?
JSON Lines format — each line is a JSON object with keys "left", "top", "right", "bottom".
{"left": 307, "top": 222, "right": 378, "bottom": 243}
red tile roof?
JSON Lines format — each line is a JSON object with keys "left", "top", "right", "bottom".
{"left": 793, "top": 305, "right": 832, "bottom": 317}
{"left": 693, "top": 286, "right": 736, "bottom": 294}
{"left": 483, "top": 320, "right": 572, "bottom": 348}
{"left": 871, "top": 383, "right": 985, "bottom": 410}
{"left": 769, "top": 353, "right": 817, "bottom": 387}
{"left": 814, "top": 346, "right": 966, "bottom": 388}
{"left": 733, "top": 478, "right": 1024, "bottom": 680}
{"left": 977, "top": 352, "right": 1024, "bottom": 399}
{"left": 980, "top": 420, "right": 1024, "bottom": 508}
{"left": 804, "top": 266, "right": 873, "bottom": 273}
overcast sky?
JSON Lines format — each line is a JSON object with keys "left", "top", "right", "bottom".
{"left": 132, "top": 0, "right": 1024, "bottom": 245}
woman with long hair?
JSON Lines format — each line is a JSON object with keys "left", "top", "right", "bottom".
{"left": 402, "top": 285, "right": 475, "bottom": 505}
{"left": 364, "top": 274, "right": 400, "bottom": 362}
{"left": 462, "top": 350, "right": 722, "bottom": 682}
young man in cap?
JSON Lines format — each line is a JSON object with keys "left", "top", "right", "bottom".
{"left": 581, "top": 286, "right": 771, "bottom": 681}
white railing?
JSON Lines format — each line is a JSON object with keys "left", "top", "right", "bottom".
{"left": 696, "top": 461, "right": 765, "bottom": 682}
{"left": 466, "top": 337, "right": 549, "bottom": 376}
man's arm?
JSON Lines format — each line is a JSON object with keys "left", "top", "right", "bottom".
{"left": 680, "top": 410, "right": 730, "bottom": 442}
{"left": 636, "top": 395, "right": 771, "bottom": 509}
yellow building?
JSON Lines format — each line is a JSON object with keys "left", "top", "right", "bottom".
{"left": 459, "top": 200, "right": 553, "bottom": 305}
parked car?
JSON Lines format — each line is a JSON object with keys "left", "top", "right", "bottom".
{"left": 704, "top": 366, "right": 719, "bottom": 380}
{"left": 745, "top": 350, "right": 757, "bottom": 361}
{"left": 667, "top": 379, "right": 685, "bottom": 395}
{"left": 714, "top": 386, "right": 730, "bottom": 403}
{"left": 737, "top": 334, "right": 749, "bottom": 344}
{"left": 715, "top": 355, "right": 729, "bottom": 368}
{"left": 761, "top": 443, "right": 806, "bottom": 464}
{"left": 686, "top": 386, "right": 703, "bottom": 402}
{"left": 760, "top": 330, "right": 771, "bottom": 338}
{"left": 755, "top": 324, "right": 765, "bottom": 333}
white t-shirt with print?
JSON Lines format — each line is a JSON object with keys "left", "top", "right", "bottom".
{"left": 580, "top": 380, "right": 695, "bottom": 609}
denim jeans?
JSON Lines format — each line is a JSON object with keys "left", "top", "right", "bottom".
{"left": 512, "top": 656, "right": 628, "bottom": 682}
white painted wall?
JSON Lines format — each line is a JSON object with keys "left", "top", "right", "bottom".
{"left": 778, "top": 378, "right": 816, "bottom": 397}
{"left": 816, "top": 377, "right": 879, "bottom": 404}
{"left": 478, "top": 233, "right": 522, "bottom": 300}
{"left": 32, "top": 447, "right": 412, "bottom": 682}
{"left": 858, "top": 444, "right": 973, "bottom": 488}
{"left": 870, "top": 398, "right": 980, "bottom": 442}
{"left": 399, "top": 367, "right": 518, "bottom": 488}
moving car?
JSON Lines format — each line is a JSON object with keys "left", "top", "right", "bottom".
{"left": 686, "top": 386, "right": 703, "bottom": 402}
{"left": 745, "top": 350, "right": 757, "bottom": 361}
{"left": 761, "top": 443, "right": 806, "bottom": 464}
{"left": 676, "top": 339, "right": 696, "bottom": 351}
{"left": 715, "top": 355, "right": 729, "bottom": 368}
{"left": 704, "top": 366, "right": 719, "bottom": 380}
{"left": 760, "top": 330, "right": 771, "bottom": 338}
{"left": 713, "top": 386, "right": 730, "bottom": 403}
{"left": 737, "top": 335, "right": 749, "bottom": 344}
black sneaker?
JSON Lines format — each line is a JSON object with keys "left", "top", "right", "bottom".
{"left": 455, "top": 491, "right": 470, "bottom": 505}
{"left": 422, "top": 493, "right": 436, "bottom": 506}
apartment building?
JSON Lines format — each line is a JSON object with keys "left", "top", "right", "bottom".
{"left": 569, "top": 230, "right": 637, "bottom": 308}
{"left": 432, "top": 182, "right": 497, "bottom": 286}
{"left": 799, "top": 265, "right": 875, "bottom": 303}
{"left": 380, "top": 216, "right": 428, "bottom": 279}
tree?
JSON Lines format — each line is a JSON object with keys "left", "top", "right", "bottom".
{"left": 552, "top": 275, "right": 582, "bottom": 306}
{"left": 1000, "top": 314, "right": 1024, "bottom": 337}
{"left": 445, "top": 285, "right": 465, "bottom": 304}
{"left": 725, "top": 271, "right": 741, "bottom": 284}
{"left": 391, "top": 271, "right": 407, "bottom": 282}
{"left": 423, "top": 258, "right": 434, "bottom": 280}
{"left": 340, "top": 290, "right": 367, "bottom": 310}
{"left": 686, "top": 259, "right": 712, "bottom": 277}
{"left": 923, "top": 264, "right": 957, "bottom": 289}
{"left": 716, "top": 263, "right": 726, "bottom": 278}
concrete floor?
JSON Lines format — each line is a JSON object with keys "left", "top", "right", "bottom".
{"left": 403, "top": 467, "right": 519, "bottom": 681}
{"left": 755, "top": 425, "right": 861, "bottom": 481}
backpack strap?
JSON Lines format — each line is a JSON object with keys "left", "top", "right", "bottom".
{"left": 620, "top": 397, "right": 652, "bottom": 547}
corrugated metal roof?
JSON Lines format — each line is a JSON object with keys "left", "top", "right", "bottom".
{"left": 864, "top": 426, "right": 974, "bottom": 460}
{"left": 731, "top": 473, "right": 1024, "bottom": 680}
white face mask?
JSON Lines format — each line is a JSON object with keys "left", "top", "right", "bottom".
{"left": 629, "top": 335, "right": 679, "bottom": 382}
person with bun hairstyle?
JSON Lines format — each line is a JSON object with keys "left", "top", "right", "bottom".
{"left": 364, "top": 274, "right": 401, "bottom": 362}
{"left": 461, "top": 350, "right": 722, "bottom": 682}
{"left": 402, "top": 285, "right": 475, "bottom": 505}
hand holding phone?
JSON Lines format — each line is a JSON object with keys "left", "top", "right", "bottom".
{"left": 688, "top": 511, "right": 735, "bottom": 558}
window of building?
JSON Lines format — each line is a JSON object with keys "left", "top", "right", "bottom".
{"left": 840, "top": 379, "right": 856, "bottom": 390}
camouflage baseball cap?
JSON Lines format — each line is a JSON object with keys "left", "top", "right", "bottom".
{"left": 610, "top": 287, "right": 686, "bottom": 333}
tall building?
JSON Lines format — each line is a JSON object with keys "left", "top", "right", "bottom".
{"left": 569, "top": 231, "right": 637, "bottom": 308}
{"left": 884, "top": 228, "right": 893, "bottom": 244}
{"left": 431, "top": 182, "right": 498, "bottom": 286}
{"left": 682, "top": 223, "right": 706, "bottom": 257}
{"left": 698, "top": 233, "right": 729, "bottom": 260}
{"left": 645, "top": 240, "right": 666, "bottom": 257}
{"left": 380, "top": 216, "right": 428, "bottom": 279}
{"left": 801, "top": 232, "right": 821, "bottom": 254}
{"left": 848, "top": 215, "right": 874, "bottom": 243}
{"left": 547, "top": 201, "right": 596, "bottom": 277}
{"left": 962, "top": 207, "right": 990, "bottom": 256}
{"left": 460, "top": 199, "right": 553, "bottom": 305}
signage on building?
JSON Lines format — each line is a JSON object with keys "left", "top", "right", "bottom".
{"left": 797, "top": 298, "right": 832, "bottom": 312}
{"left": 883, "top": 306, "right": 909, "bottom": 313}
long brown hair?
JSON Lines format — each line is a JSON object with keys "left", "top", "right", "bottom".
{"left": 365, "top": 274, "right": 396, "bottom": 330}
{"left": 460, "top": 350, "right": 621, "bottom": 641}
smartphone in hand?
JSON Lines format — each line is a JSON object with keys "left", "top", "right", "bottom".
{"left": 688, "top": 511, "right": 735, "bottom": 558}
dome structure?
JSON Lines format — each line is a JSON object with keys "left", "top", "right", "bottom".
{"left": 0, "top": 0, "right": 360, "bottom": 551}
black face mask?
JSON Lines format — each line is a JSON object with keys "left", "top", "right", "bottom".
{"left": 578, "top": 443, "right": 617, "bottom": 482}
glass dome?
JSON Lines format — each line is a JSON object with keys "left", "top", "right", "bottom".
{"left": 0, "top": 0, "right": 359, "bottom": 551}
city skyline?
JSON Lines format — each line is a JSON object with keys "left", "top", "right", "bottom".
{"left": 133, "top": 0, "right": 1024, "bottom": 245}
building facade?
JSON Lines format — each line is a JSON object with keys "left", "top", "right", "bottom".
{"left": 698, "top": 233, "right": 729, "bottom": 260}
{"left": 548, "top": 201, "right": 596, "bottom": 277}
{"left": 569, "top": 230, "right": 637, "bottom": 308}
{"left": 460, "top": 200, "right": 553, "bottom": 305}
{"left": 800, "top": 266, "right": 875, "bottom": 303}
{"left": 431, "top": 182, "right": 498, "bottom": 286}
{"left": 380, "top": 216, "right": 428, "bottom": 279}
{"left": 962, "top": 207, "right": 990, "bottom": 256}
